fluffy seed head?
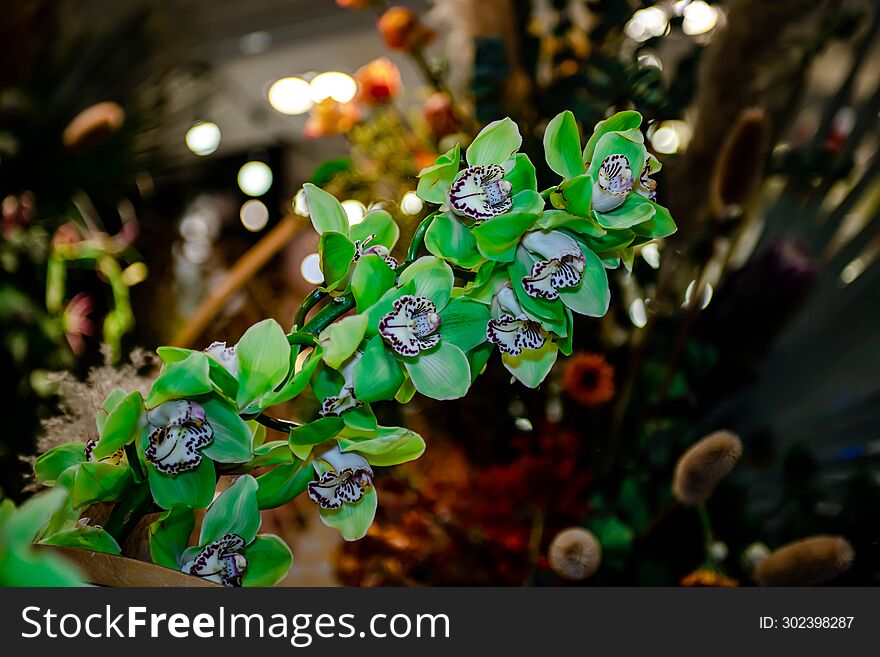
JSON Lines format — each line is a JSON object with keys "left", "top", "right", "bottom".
{"left": 548, "top": 527, "right": 601, "bottom": 581}
{"left": 672, "top": 430, "right": 742, "bottom": 505}
{"left": 753, "top": 536, "right": 854, "bottom": 586}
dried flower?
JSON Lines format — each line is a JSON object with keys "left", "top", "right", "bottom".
{"left": 355, "top": 58, "right": 402, "bottom": 105}
{"left": 423, "top": 92, "right": 458, "bottom": 137}
{"left": 304, "top": 99, "right": 361, "bottom": 138}
{"left": 680, "top": 569, "right": 738, "bottom": 587}
{"left": 548, "top": 527, "right": 601, "bottom": 581}
{"left": 753, "top": 536, "right": 854, "bottom": 586}
{"left": 62, "top": 101, "right": 125, "bottom": 151}
{"left": 377, "top": 6, "right": 435, "bottom": 51}
{"left": 561, "top": 353, "right": 615, "bottom": 406}
{"left": 672, "top": 430, "right": 742, "bottom": 505}
{"left": 710, "top": 107, "right": 770, "bottom": 218}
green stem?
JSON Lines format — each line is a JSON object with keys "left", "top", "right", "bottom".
{"left": 255, "top": 413, "right": 301, "bottom": 433}
{"left": 124, "top": 443, "right": 146, "bottom": 483}
{"left": 406, "top": 212, "right": 437, "bottom": 264}
{"left": 287, "top": 332, "right": 318, "bottom": 347}
{"left": 540, "top": 186, "right": 556, "bottom": 200}
{"left": 103, "top": 481, "right": 156, "bottom": 546}
{"left": 293, "top": 290, "right": 327, "bottom": 329}
{"left": 697, "top": 503, "right": 714, "bottom": 548}
{"left": 301, "top": 293, "right": 356, "bottom": 335}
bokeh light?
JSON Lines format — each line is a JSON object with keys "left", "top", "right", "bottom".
{"left": 268, "top": 77, "right": 313, "bottom": 115}
{"left": 624, "top": 7, "right": 668, "bottom": 42}
{"left": 400, "top": 191, "right": 424, "bottom": 215}
{"left": 237, "top": 161, "right": 273, "bottom": 196}
{"left": 682, "top": 1, "right": 720, "bottom": 35}
{"left": 240, "top": 199, "right": 269, "bottom": 232}
{"left": 310, "top": 72, "right": 357, "bottom": 104}
{"left": 300, "top": 253, "right": 324, "bottom": 284}
{"left": 341, "top": 199, "right": 366, "bottom": 225}
{"left": 185, "top": 121, "right": 221, "bottom": 156}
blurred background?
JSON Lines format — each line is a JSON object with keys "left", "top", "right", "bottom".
{"left": 2, "top": 0, "right": 879, "bottom": 585}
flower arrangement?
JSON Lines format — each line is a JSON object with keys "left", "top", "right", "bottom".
{"left": 27, "top": 110, "right": 677, "bottom": 586}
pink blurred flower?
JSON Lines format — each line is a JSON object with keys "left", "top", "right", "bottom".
{"left": 63, "top": 293, "right": 97, "bottom": 355}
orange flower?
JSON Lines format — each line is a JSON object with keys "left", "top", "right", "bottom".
{"left": 355, "top": 58, "right": 402, "bottom": 105}
{"left": 303, "top": 99, "right": 361, "bottom": 138}
{"left": 62, "top": 101, "right": 125, "bottom": 151}
{"left": 377, "top": 7, "right": 435, "bottom": 51}
{"left": 422, "top": 92, "right": 458, "bottom": 137}
{"left": 561, "top": 353, "right": 615, "bottom": 406}
{"left": 680, "top": 569, "right": 738, "bottom": 587}
{"left": 336, "top": 0, "right": 371, "bottom": 8}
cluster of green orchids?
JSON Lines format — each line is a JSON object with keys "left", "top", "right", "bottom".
{"left": 28, "top": 111, "right": 675, "bottom": 586}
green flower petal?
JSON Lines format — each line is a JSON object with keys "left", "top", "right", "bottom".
{"left": 631, "top": 200, "right": 677, "bottom": 239}
{"left": 404, "top": 342, "right": 470, "bottom": 400}
{"left": 595, "top": 194, "right": 656, "bottom": 229}
{"left": 501, "top": 339, "right": 558, "bottom": 388}
{"left": 558, "top": 172, "right": 593, "bottom": 217}
{"left": 472, "top": 211, "right": 539, "bottom": 262}
{"left": 149, "top": 506, "right": 195, "bottom": 569}
{"left": 201, "top": 398, "right": 254, "bottom": 463}
{"left": 349, "top": 209, "right": 399, "bottom": 249}
{"left": 583, "top": 110, "right": 643, "bottom": 164}
{"left": 536, "top": 209, "right": 606, "bottom": 237}
{"left": 318, "top": 313, "right": 368, "bottom": 369}
{"left": 558, "top": 242, "right": 610, "bottom": 317}
{"left": 354, "top": 336, "right": 405, "bottom": 402}
{"left": 587, "top": 132, "right": 647, "bottom": 187}
{"left": 504, "top": 153, "right": 538, "bottom": 193}
{"left": 438, "top": 298, "right": 490, "bottom": 352}
{"left": 70, "top": 462, "right": 132, "bottom": 507}
{"left": 254, "top": 347, "right": 322, "bottom": 410}
{"left": 303, "top": 183, "right": 349, "bottom": 236}
{"left": 352, "top": 254, "right": 397, "bottom": 312}
{"left": 242, "top": 535, "right": 293, "bottom": 586}
{"left": 338, "top": 426, "right": 425, "bottom": 467}
{"left": 93, "top": 390, "right": 143, "bottom": 459}
{"left": 466, "top": 117, "right": 522, "bottom": 166}
{"left": 511, "top": 189, "right": 545, "bottom": 214}
{"left": 342, "top": 404, "right": 378, "bottom": 432}
{"left": 318, "top": 231, "right": 356, "bottom": 292}
{"left": 544, "top": 110, "right": 585, "bottom": 179}
{"left": 34, "top": 443, "right": 86, "bottom": 485}
{"left": 417, "top": 143, "right": 460, "bottom": 204}
{"left": 397, "top": 256, "right": 454, "bottom": 308}
{"left": 145, "top": 454, "right": 216, "bottom": 511}
{"left": 40, "top": 526, "right": 121, "bottom": 555}
{"left": 425, "top": 212, "right": 485, "bottom": 269}
{"left": 318, "top": 486, "right": 377, "bottom": 541}
{"left": 255, "top": 459, "right": 314, "bottom": 509}
{"left": 146, "top": 352, "right": 212, "bottom": 408}
{"left": 199, "top": 474, "right": 260, "bottom": 545}
{"left": 235, "top": 318, "right": 291, "bottom": 410}
{"left": 288, "top": 416, "right": 344, "bottom": 461}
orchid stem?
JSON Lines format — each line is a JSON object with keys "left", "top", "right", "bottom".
{"left": 103, "top": 481, "right": 156, "bottom": 546}
{"left": 255, "top": 413, "right": 301, "bottom": 433}
{"left": 124, "top": 443, "right": 146, "bottom": 483}
{"left": 540, "top": 186, "right": 556, "bottom": 200}
{"left": 293, "top": 290, "right": 327, "bottom": 330}
{"left": 406, "top": 212, "right": 437, "bottom": 264}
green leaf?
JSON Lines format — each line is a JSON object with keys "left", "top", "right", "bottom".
{"left": 303, "top": 183, "right": 349, "bottom": 236}
{"left": 354, "top": 336, "right": 405, "bottom": 402}
{"left": 318, "top": 231, "right": 356, "bottom": 292}
{"left": 349, "top": 209, "right": 399, "bottom": 249}
{"left": 583, "top": 110, "right": 643, "bottom": 164}
{"left": 149, "top": 506, "right": 195, "bottom": 569}
{"left": 504, "top": 153, "right": 538, "bottom": 193}
{"left": 544, "top": 110, "right": 585, "bottom": 179}
{"left": 351, "top": 254, "right": 396, "bottom": 312}
{"left": 41, "top": 526, "right": 121, "bottom": 555}
{"left": 94, "top": 390, "right": 143, "bottom": 459}
{"left": 558, "top": 243, "right": 610, "bottom": 317}
{"left": 201, "top": 398, "right": 254, "bottom": 463}
{"left": 146, "top": 456, "right": 216, "bottom": 511}
{"left": 472, "top": 212, "right": 538, "bottom": 262}
{"left": 595, "top": 194, "right": 655, "bottom": 229}
{"left": 71, "top": 462, "right": 132, "bottom": 507}
{"left": 255, "top": 460, "right": 314, "bottom": 509}
{"left": 438, "top": 298, "right": 490, "bottom": 352}
{"left": 338, "top": 426, "right": 425, "bottom": 467}
{"left": 404, "top": 342, "right": 470, "bottom": 400}
{"left": 34, "top": 443, "right": 86, "bottom": 485}
{"left": 466, "top": 117, "right": 522, "bottom": 166}
{"left": 417, "top": 143, "right": 460, "bottom": 204}
{"left": 558, "top": 173, "right": 593, "bottom": 217}
{"left": 146, "top": 352, "right": 212, "bottom": 407}
{"left": 242, "top": 534, "right": 293, "bottom": 586}
{"left": 631, "top": 201, "right": 677, "bottom": 239}
{"left": 318, "top": 313, "right": 368, "bottom": 369}
{"left": 236, "top": 319, "right": 291, "bottom": 409}
{"left": 536, "top": 209, "right": 606, "bottom": 237}
{"left": 502, "top": 339, "right": 558, "bottom": 388}
{"left": 425, "top": 212, "right": 485, "bottom": 269}
{"left": 397, "top": 256, "right": 454, "bottom": 308}
{"left": 319, "top": 486, "right": 377, "bottom": 541}
{"left": 200, "top": 474, "right": 260, "bottom": 545}
{"left": 288, "top": 416, "right": 344, "bottom": 460}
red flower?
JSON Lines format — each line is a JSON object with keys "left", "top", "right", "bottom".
{"left": 561, "top": 353, "right": 615, "bottom": 406}
{"left": 422, "top": 92, "right": 458, "bottom": 137}
{"left": 355, "top": 58, "right": 402, "bottom": 105}
{"left": 377, "top": 7, "right": 435, "bottom": 52}
{"left": 336, "top": 0, "right": 371, "bottom": 8}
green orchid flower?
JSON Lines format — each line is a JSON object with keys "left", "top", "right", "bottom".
{"left": 175, "top": 475, "right": 292, "bottom": 586}
{"left": 302, "top": 183, "right": 400, "bottom": 294}
{"left": 416, "top": 119, "right": 543, "bottom": 269}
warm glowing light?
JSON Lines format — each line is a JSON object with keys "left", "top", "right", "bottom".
{"left": 310, "top": 72, "right": 357, "bottom": 104}
{"left": 300, "top": 253, "right": 324, "bottom": 284}
{"left": 185, "top": 122, "right": 221, "bottom": 156}
{"left": 625, "top": 7, "right": 668, "bottom": 42}
{"left": 651, "top": 124, "right": 681, "bottom": 154}
{"left": 268, "top": 77, "right": 313, "bottom": 115}
{"left": 400, "top": 191, "right": 423, "bottom": 215}
{"left": 293, "top": 189, "right": 309, "bottom": 216}
{"left": 682, "top": 1, "right": 719, "bottom": 35}
{"left": 341, "top": 199, "right": 367, "bottom": 226}
{"left": 840, "top": 257, "right": 867, "bottom": 285}
{"left": 237, "top": 161, "right": 273, "bottom": 196}
{"left": 240, "top": 199, "right": 269, "bottom": 232}
{"left": 514, "top": 417, "right": 534, "bottom": 432}
{"left": 684, "top": 280, "right": 713, "bottom": 309}
{"left": 629, "top": 298, "right": 648, "bottom": 328}
{"left": 641, "top": 243, "right": 661, "bottom": 269}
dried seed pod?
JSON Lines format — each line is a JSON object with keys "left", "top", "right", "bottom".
{"left": 753, "top": 536, "right": 854, "bottom": 586}
{"left": 710, "top": 107, "right": 770, "bottom": 219}
{"left": 672, "top": 430, "right": 742, "bottom": 505}
{"left": 62, "top": 101, "right": 125, "bottom": 151}
{"left": 548, "top": 527, "right": 601, "bottom": 581}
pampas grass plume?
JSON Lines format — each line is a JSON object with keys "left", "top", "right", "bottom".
{"left": 672, "top": 430, "right": 742, "bottom": 505}
{"left": 753, "top": 536, "right": 854, "bottom": 586}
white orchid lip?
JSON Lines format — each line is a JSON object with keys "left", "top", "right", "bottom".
{"left": 181, "top": 534, "right": 247, "bottom": 587}
{"left": 448, "top": 164, "right": 513, "bottom": 221}
{"left": 307, "top": 446, "right": 374, "bottom": 509}
{"left": 486, "top": 284, "right": 547, "bottom": 355}
{"left": 520, "top": 231, "right": 586, "bottom": 300}
{"left": 320, "top": 352, "right": 363, "bottom": 417}
{"left": 636, "top": 162, "right": 657, "bottom": 201}
{"left": 145, "top": 400, "right": 213, "bottom": 475}
{"left": 354, "top": 233, "right": 398, "bottom": 269}
{"left": 378, "top": 294, "right": 441, "bottom": 357}
{"left": 204, "top": 341, "right": 239, "bottom": 377}
{"left": 592, "top": 154, "right": 634, "bottom": 212}
{"left": 84, "top": 438, "right": 125, "bottom": 466}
